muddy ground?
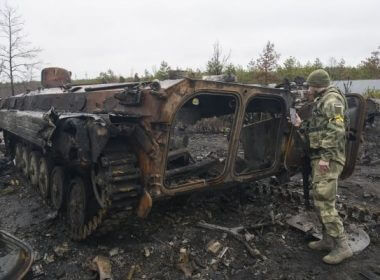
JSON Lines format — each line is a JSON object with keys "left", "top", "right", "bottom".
{"left": 0, "top": 123, "right": 379, "bottom": 280}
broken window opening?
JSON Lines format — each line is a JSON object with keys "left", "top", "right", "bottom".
{"left": 164, "top": 93, "right": 238, "bottom": 188}
{"left": 235, "top": 97, "right": 284, "bottom": 175}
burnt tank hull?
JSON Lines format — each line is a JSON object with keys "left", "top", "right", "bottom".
{"left": 0, "top": 78, "right": 166, "bottom": 239}
{"left": 0, "top": 68, "right": 366, "bottom": 240}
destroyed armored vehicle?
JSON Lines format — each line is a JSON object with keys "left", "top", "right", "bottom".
{"left": 366, "top": 98, "right": 380, "bottom": 125}
{"left": 0, "top": 68, "right": 367, "bottom": 240}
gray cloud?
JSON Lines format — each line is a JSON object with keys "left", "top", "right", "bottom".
{"left": 8, "top": 0, "right": 380, "bottom": 78}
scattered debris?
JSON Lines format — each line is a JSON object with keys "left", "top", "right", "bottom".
{"left": 89, "top": 256, "right": 112, "bottom": 280}
{"left": 369, "top": 159, "right": 380, "bottom": 166}
{"left": 197, "top": 221, "right": 267, "bottom": 260}
{"left": 109, "top": 247, "right": 120, "bottom": 257}
{"left": 10, "top": 179, "right": 19, "bottom": 186}
{"left": 207, "top": 240, "right": 222, "bottom": 254}
{"left": 54, "top": 242, "right": 69, "bottom": 257}
{"left": 126, "top": 264, "right": 141, "bottom": 280}
{"left": 287, "top": 211, "right": 371, "bottom": 253}
{"left": 176, "top": 248, "right": 193, "bottom": 278}
{"left": 359, "top": 271, "right": 380, "bottom": 280}
{"left": 363, "top": 192, "right": 372, "bottom": 198}
{"left": 218, "top": 247, "right": 228, "bottom": 259}
{"left": 43, "top": 211, "right": 58, "bottom": 223}
{"left": 244, "top": 232, "right": 255, "bottom": 242}
{"left": 143, "top": 247, "right": 150, "bottom": 258}
{"left": 210, "top": 246, "right": 230, "bottom": 270}
{"left": 32, "top": 264, "right": 45, "bottom": 277}
{"left": 43, "top": 253, "right": 55, "bottom": 264}
{"left": 0, "top": 186, "right": 16, "bottom": 195}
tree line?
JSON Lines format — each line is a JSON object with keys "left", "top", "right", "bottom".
{"left": 80, "top": 41, "right": 380, "bottom": 86}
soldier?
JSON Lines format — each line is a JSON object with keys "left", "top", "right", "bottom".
{"left": 293, "top": 69, "right": 353, "bottom": 264}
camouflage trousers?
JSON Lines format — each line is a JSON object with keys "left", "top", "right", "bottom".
{"left": 311, "top": 159, "right": 344, "bottom": 238}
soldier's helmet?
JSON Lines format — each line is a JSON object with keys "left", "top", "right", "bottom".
{"left": 306, "top": 69, "right": 330, "bottom": 88}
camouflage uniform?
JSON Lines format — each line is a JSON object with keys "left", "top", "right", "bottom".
{"left": 302, "top": 86, "right": 347, "bottom": 238}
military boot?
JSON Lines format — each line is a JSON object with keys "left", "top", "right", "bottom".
{"left": 322, "top": 235, "right": 353, "bottom": 264}
{"left": 308, "top": 232, "right": 334, "bottom": 251}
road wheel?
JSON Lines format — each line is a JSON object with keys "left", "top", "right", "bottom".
{"left": 38, "top": 157, "right": 52, "bottom": 200}
{"left": 50, "top": 166, "right": 67, "bottom": 211}
{"left": 14, "top": 144, "right": 23, "bottom": 170}
{"left": 29, "top": 151, "right": 41, "bottom": 188}
{"left": 67, "top": 176, "right": 104, "bottom": 240}
{"left": 67, "top": 177, "right": 88, "bottom": 239}
{"left": 21, "top": 146, "right": 30, "bottom": 177}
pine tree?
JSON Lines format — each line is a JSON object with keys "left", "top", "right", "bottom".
{"left": 155, "top": 61, "right": 171, "bottom": 80}
{"left": 206, "top": 41, "right": 230, "bottom": 75}
{"left": 360, "top": 46, "right": 380, "bottom": 79}
{"left": 255, "top": 41, "right": 280, "bottom": 84}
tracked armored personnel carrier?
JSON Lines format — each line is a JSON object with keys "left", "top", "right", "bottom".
{"left": 0, "top": 68, "right": 367, "bottom": 240}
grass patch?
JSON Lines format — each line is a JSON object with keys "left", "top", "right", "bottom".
{"left": 363, "top": 88, "right": 380, "bottom": 99}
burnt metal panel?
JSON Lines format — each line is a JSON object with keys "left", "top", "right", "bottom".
{"left": 341, "top": 93, "right": 367, "bottom": 179}
{"left": 23, "top": 93, "right": 87, "bottom": 112}
{"left": 0, "top": 109, "right": 56, "bottom": 147}
{"left": 41, "top": 67, "right": 71, "bottom": 88}
{"left": 0, "top": 230, "right": 34, "bottom": 280}
{"left": 52, "top": 114, "right": 111, "bottom": 163}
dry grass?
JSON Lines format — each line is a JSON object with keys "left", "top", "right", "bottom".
{"left": 363, "top": 88, "right": 380, "bottom": 99}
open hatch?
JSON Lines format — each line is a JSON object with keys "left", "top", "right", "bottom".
{"left": 234, "top": 95, "right": 287, "bottom": 179}
{"left": 164, "top": 93, "right": 238, "bottom": 188}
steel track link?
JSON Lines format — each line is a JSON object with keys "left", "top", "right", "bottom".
{"left": 70, "top": 153, "right": 142, "bottom": 240}
{"left": 70, "top": 207, "right": 107, "bottom": 241}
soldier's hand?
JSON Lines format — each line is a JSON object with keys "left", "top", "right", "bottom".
{"left": 293, "top": 113, "right": 302, "bottom": 127}
{"left": 289, "top": 112, "right": 302, "bottom": 127}
{"left": 318, "top": 159, "right": 330, "bottom": 173}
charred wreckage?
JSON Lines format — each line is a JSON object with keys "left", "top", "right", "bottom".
{"left": 0, "top": 67, "right": 367, "bottom": 242}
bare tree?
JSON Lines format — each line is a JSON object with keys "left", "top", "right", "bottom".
{"left": 206, "top": 41, "right": 231, "bottom": 75}
{"left": 0, "top": 4, "right": 41, "bottom": 96}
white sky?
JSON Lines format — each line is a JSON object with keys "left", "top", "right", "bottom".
{"left": 5, "top": 0, "right": 380, "bottom": 79}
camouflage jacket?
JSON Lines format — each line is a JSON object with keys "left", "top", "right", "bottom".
{"left": 301, "top": 86, "right": 347, "bottom": 166}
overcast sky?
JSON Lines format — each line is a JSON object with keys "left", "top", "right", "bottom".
{"left": 5, "top": 0, "right": 380, "bottom": 79}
